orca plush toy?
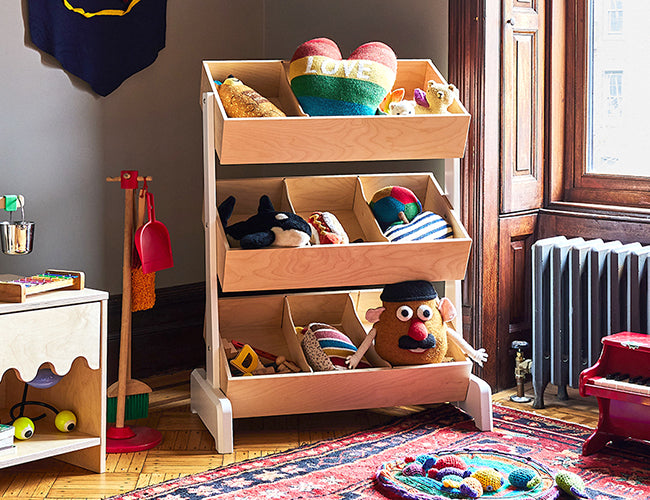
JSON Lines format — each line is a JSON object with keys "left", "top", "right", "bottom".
{"left": 218, "top": 195, "right": 312, "bottom": 249}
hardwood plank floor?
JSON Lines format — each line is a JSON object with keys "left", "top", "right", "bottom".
{"left": 0, "top": 371, "right": 599, "bottom": 499}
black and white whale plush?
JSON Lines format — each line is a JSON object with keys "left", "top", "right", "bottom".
{"left": 218, "top": 195, "right": 312, "bottom": 249}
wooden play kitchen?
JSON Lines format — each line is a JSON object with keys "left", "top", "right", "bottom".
{"left": 192, "top": 58, "right": 492, "bottom": 454}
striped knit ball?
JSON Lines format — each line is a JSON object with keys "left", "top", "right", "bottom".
{"left": 289, "top": 38, "right": 397, "bottom": 116}
{"left": 383, "top": 211, "right": 453, "bottom": 242}
{"left": 311, "top": 324, "right": 371, "bottom": 369}
{"left": 369, "top": 186, "right": 422, "bottom": 231}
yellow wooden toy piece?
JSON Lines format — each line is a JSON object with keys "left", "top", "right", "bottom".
{"left": 229, "top": 344, "right": 259, "bottom": 376}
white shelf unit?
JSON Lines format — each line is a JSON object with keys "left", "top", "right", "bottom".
{"left": 0, "top": 288, "right": 108, "bottom": 472}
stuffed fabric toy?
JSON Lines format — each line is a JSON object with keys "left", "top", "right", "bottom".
{"left": 289, "top": 37, "right": 397, "bottom": 116}
{"left": 369, "top": 186, "right": 453, "bottom": 242}
{"left": 414, "top": 81, "right": 459, "bottom": 114}
{"left": 555, "top": 471, "right": 589, "bottom": 499}
{"left": 217, "top": 76, "right": 286, "bottom": 118}
{"left": 346, "top": 280, "right": 488, "bottom": 368}
{"left": 300, "top": 323, "right": 371, "bottom": 371}
{"left": 218, "top": 195, "right": 311, "bottom": 249}
{"left": 308, "top": 211, "right": 349, "bottom": 245}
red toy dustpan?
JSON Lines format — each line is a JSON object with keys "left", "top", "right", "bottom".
{"left": 135, "top": 192, "right": 173, "bottom": 274}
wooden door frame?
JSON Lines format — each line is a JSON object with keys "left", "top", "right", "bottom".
{"left": 449, "top": 0, "right": 502, "bottom": 389}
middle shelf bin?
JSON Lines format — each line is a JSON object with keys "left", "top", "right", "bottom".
{"left": 215, "top": 173, "right": 471, "bottom": 292}
{"left": 218, "top": 290, "right": 472, "bottom": 419}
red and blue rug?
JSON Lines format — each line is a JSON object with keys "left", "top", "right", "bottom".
{"left": 109, "top": 404, "right": 650, "bottom": 500}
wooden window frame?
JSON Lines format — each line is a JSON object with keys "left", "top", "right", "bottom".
{"left": 549, "top": 0, "right": 650, "bottom": 212}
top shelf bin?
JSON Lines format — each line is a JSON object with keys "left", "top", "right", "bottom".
{"left": 200, "top": 59, "right": 471, "bottom": 165}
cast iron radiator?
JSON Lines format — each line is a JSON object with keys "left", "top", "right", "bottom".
{"left": 531, "top": 236, "right": 649, "bottom": 408}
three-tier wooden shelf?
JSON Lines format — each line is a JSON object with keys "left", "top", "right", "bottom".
{"left": 191, "top": 59, "right": 493, "bottom": 453}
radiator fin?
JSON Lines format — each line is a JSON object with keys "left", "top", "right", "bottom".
{"left": 532, "top": 237, "right": 649, "bottom": 409}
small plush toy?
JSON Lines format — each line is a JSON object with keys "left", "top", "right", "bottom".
{"left": 509, "top": 467, "right": 542, "bottom": 490}
{"left": 308, "top": 211, "right": 349, "bottom": 245}
{"left": 414, "top": 81, "right": 459, "bottom": 114}
{"left": 555, "top": 471, "right": 589, "bottom": 499}
{"left": 369, "top": 186, "right": 453, "bottom": 242}
{"left": 218, "top": 195, "right": 311, "bottom": 249}
{"left": 379, "top": 88, "right": 405, "bottom": 113}
{"left": 389, "top": 100, "right": 416, "bottom": 115}
{"left": 470, "top": 467, "right": 505, "bottom": 493}
{"left": 289, "top": 37, "right": 397, "bottom": 116}
{"left": 369, "top": 186, "right": 422, "bottom": 231}
{"left": 217, "top": 76, "right": 286, "bottom": 118}
{"left": 346, "top": 280, "right": 488, "bottom": 368}
{"left": 300, "top": 323, "right": 371, "bottom": 371}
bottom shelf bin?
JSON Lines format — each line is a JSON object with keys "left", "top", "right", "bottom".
{"left": 217, "top": 291, "right": 472, "bottom": 419}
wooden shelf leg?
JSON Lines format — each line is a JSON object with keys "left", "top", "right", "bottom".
{"left": 457, "top": 374, "right": 493, "bottom": 431}
{"left": 190, "top": 368, "right": 233, "bottom": 454}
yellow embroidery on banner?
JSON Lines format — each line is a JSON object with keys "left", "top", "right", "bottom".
{"left": 62, "top": 0, "right": 142, "bottom": 18}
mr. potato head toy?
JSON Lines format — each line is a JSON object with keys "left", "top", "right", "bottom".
{"left": 346, "top": 280, "right": 488, "bottom": 368}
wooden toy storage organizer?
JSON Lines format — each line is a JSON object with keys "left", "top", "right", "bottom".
{"left": 191, "top": 59, "right": 493, "bottom": 453}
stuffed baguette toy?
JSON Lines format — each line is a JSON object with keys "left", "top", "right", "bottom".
{"left": 217, "top": 76, "right": 286, "bottom": 118}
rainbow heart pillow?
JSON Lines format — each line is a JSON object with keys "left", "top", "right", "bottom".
{"left": 289, "top": 38, "right": 397, "bottom": 116}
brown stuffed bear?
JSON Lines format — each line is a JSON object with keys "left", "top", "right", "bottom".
{"left": 346, "top": 280, "right": 487, "bottom": 368}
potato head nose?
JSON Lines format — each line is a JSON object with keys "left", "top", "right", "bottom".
{"left": 408, "top": 319, "right": 428, "bottom": 341}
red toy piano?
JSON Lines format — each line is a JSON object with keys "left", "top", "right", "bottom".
{"left": 579, "top": 332, "right": 650, "bottom": 455}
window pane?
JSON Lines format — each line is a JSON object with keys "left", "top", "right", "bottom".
{"left": 589, "top": 0, "right": 650, "bottom": 177}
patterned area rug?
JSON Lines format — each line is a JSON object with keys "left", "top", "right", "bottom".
{"left": 108, "top": 404, "right": 650, "bottom": 500}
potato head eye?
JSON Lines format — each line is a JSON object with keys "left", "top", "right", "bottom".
{"left": 396, "top": 305, "right": 413, "bottom": 322}
{"left": 417, "top": 305, "right": 434, "bottom": 321}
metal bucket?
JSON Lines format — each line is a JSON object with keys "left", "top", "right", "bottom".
{"left": 1, "top": 203, "right": 34, "bottom": 255}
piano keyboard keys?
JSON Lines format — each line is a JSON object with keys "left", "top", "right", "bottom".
{"left": 590, "top": 374, "right": 650, "bottom": 396}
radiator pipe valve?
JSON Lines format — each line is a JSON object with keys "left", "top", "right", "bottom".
{"left": 510, "top": 340, "right": 532, "bottom": 403}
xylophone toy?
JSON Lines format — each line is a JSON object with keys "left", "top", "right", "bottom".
{"left": 0, "top": 270, "right": 84, "bottom": 303}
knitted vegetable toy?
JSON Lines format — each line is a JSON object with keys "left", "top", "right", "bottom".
{"left": 218, "top": 195, "right": 311, "bottom": 249}
{"left": 555, "top": 471, "right": 589, "bottom": 498}
{"left": 289, "top": 37, "right": 397, "bottom": 116}
{"left": 509, "top": 467, "right": 542, "bottom": 490}
{"left": 217, "top": 76, "right": 286, "bottom": 118}
{"left": 346, "top": 280, "right": 488, "bottom": 368}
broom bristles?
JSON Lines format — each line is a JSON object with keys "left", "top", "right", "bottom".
{"left": 107, "top": 393, "right": 150, "bottom": 423}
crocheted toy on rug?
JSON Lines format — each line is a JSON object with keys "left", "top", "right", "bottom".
{"left": 376, "top": 448, "right": 563, "bottom": 499}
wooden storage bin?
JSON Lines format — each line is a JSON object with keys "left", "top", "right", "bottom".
{"left": 201, "top": 59, "right": 470, "bottom": 164}
{"left": 218, "top": 291, "right": 472, "bottom": 419}
{"left": 215, "top": 173, "right": 471, "bottom": 292}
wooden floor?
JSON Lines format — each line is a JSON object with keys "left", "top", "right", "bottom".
{"left": 0, "top": 371, "right": 599, "bottom": 499}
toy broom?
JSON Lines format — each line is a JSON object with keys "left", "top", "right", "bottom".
{"left": 105, "top": 171, "right": 162, "bottom": 453}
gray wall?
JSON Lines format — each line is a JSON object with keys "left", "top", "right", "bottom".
{"left": 1, "top": 0, "right": 447, "bottom": 294}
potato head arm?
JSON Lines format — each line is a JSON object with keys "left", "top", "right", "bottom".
{"left": 346, "top": 306, "right": 384, "bottom": 369}
{"left": 445, "top": 324, "right": 488, "bottom": 366}
{"left": 345, "top": 327, "right": 377, "bottom": 369}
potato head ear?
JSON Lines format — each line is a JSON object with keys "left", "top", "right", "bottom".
{"left": 437, "top": 297, "right": 457, "bottom": 322}
{"left": 365, "top": 307, "right": 385, "bottom": 324}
